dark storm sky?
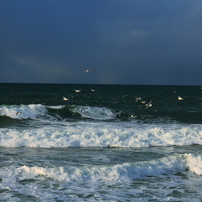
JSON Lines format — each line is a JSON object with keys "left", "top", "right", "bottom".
{"left": 1, "top": 0, "right": 202, "bottom": 85}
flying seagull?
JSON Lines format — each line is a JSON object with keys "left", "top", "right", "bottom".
{"left": 90, "top": 88, "right": 97, "bottom": 92}
{"left": 145, "top": 101, "right": 152, "bottom": 109}
{"left": 135, "top": 97, "right": 141, "bottom": 102}
{"left": 63, "top": 96, "right": 69, "bottom": 101}
{"left": 178, "top": 96, "right": 183, "bottom": 100}
{"left": 81, "top": 69, "right": 94, "bottom": 73}
{"left": 74, "top": 89, "right": 82, "bottom": 93}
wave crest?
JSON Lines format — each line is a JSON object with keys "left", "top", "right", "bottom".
{"left": 4, "top": 153, "right": 201, "bottom": 184}
{"left": 0, "top": 104, "right": 47, "bottom": 119}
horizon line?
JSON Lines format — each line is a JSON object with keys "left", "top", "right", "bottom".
{"left": 0, "top": 82, "right": 201, "bottom": 87}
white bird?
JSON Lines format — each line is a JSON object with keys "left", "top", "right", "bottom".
{"left": 178, "top": 96, "right": 183, "bottom": 100}
{"left": 81, "top": 69, "right": 94, "bottom": 73}
{"left": 145, "top": 101, "right": 152, "bottom": 109}
{"left": 131, "top": 115, "right": 137, "bottom": 118}
{"left": 16, "top": 112, "right": 22, "bottom": 115}
{"left": 135, "top": 97, "right": 141, "bottom": 102}
{"left": 63, "top": 96, "right": 68, "bottom": 101}
{"left": 74, "top": 89, "right": 82, "bottom": 93}
{"left": 90, "top": 88, "right": 97, "bottom": 92}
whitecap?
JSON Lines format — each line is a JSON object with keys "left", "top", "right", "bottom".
{"left": 0, "top": 154, "right": 188, "bottom": 184}
{"left": 46, "top": 105, "right": 65, "bottom": 109}
{"left": 0, "top": 123, "right": 201, "bottom": 148}
{"left": 71, "top": 106, "right": 116, "bottom": 120}
{"left": 0, "top": 104, "right": 47, "bottom": 119}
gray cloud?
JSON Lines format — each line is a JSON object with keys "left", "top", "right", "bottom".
{"left": 0, "top": 0, "right": 202, "bottom": 85}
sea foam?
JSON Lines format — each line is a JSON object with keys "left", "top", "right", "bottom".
{"left": 0, "top": 104, "right": 117, "bottom": 121}
{"left": 1, "top": 153, "right": 201, "bottom": 185}
{"left": 0, "top": 123, "right": 201, "bottom": 148}
{"left": 71, "top": 106, "right": 116, "bottom": 120}
{"left": 0, "top": 104, "right": 47, "bottom": 119}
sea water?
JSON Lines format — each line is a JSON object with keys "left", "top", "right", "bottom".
{"left": 0, "top": 83, "right": 202, "bottom": 201}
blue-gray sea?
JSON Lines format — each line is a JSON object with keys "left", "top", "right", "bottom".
{"left": 0, "top": 83, "right": 202, "bottom": 201}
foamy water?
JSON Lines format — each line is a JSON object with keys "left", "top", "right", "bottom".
{"left": 0, "top": 121, "right": 202, "bottom": 148}
{"left": 1, "top": 147, "right": 202, "bottom": 201}
{"left": 0, "top": 84, "right": 202, "bottom": 201}
{"left": 0, "top": 104, "right": 48, "bottom": 119}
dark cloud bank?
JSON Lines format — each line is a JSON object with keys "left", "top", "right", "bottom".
{"left": 0, "top": 0, "right": 202, "bottom": 85}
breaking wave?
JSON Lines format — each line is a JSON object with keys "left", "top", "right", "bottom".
{"left": 0, "top": 123, "right": 201, "bottom": 148}
{"left": 0, "top": 104, "right": 117, "bottom": 121}
{"left": 1, "top": 153, "right": 202, "bottom": 185}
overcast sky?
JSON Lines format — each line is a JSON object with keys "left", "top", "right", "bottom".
{"left": 1, "top": 0, "right": 202, "bottom": 85}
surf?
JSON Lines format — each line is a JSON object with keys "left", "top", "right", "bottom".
{"left": 0, "top": 122, "right": 201, "bottom": 148}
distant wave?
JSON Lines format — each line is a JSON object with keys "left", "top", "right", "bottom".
{"left": 0, "top": 104, "right": 118, "bottom": 121}
{"left": 0, "top": 104, "right": 180, "bottom": 123}
{"left": 47, "top": 105, "right": 117, "bottom": 120}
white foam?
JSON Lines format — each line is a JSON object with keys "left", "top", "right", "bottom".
{"left": 1, "top": 153, "right": 202, "bottom": 201}
{"left": 0, "top": 104, "right": 117, "bottom": 121}
{"left": 185, "top": 153, "right": 202, "bottom": 175}
{"left": 71, "top": 106, "right": 116, "bottom": 120}
{"left": 0, "top": 154, "right": 189, "bottom": 184}
{"left": 47, "top": 105, "right": 65, "bottom": 109}
{"left": 0, "top": 123, "right": 201, "bottom": 148}
{"left": 16, "top": 154, "right": 202, "bottom": 181}
{"left": 0, "top": 104, "right": 47, "bottom": 119}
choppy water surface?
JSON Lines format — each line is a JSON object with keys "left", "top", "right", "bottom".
{"left": 0, "top": 83, "right": 202, "bottom": 201}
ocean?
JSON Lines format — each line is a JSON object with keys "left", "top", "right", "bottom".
{"left": 0, "top": 83, "right": 202, "bottom": 201}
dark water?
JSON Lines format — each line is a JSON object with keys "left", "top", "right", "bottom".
{"left": 0, "top": 83, "right": 202, "bottom": 201}
{"left": 1, "top": 83, "right": 202, "bottom": 123}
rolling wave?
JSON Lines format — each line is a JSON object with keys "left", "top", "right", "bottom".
{"left": 0, "top": 104, "right": 118, "bottom": 121}
{"left": 1, "top": 153, "right": 202, "bottom": 186}
{"left": 0, "top": 104, "right": 180, "bottom": 124}
{"left": 0, "top": 104, "right": 47, "bottom": 120}
{"left": 0, "top": 123, "right": 201, "bottom": 148}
